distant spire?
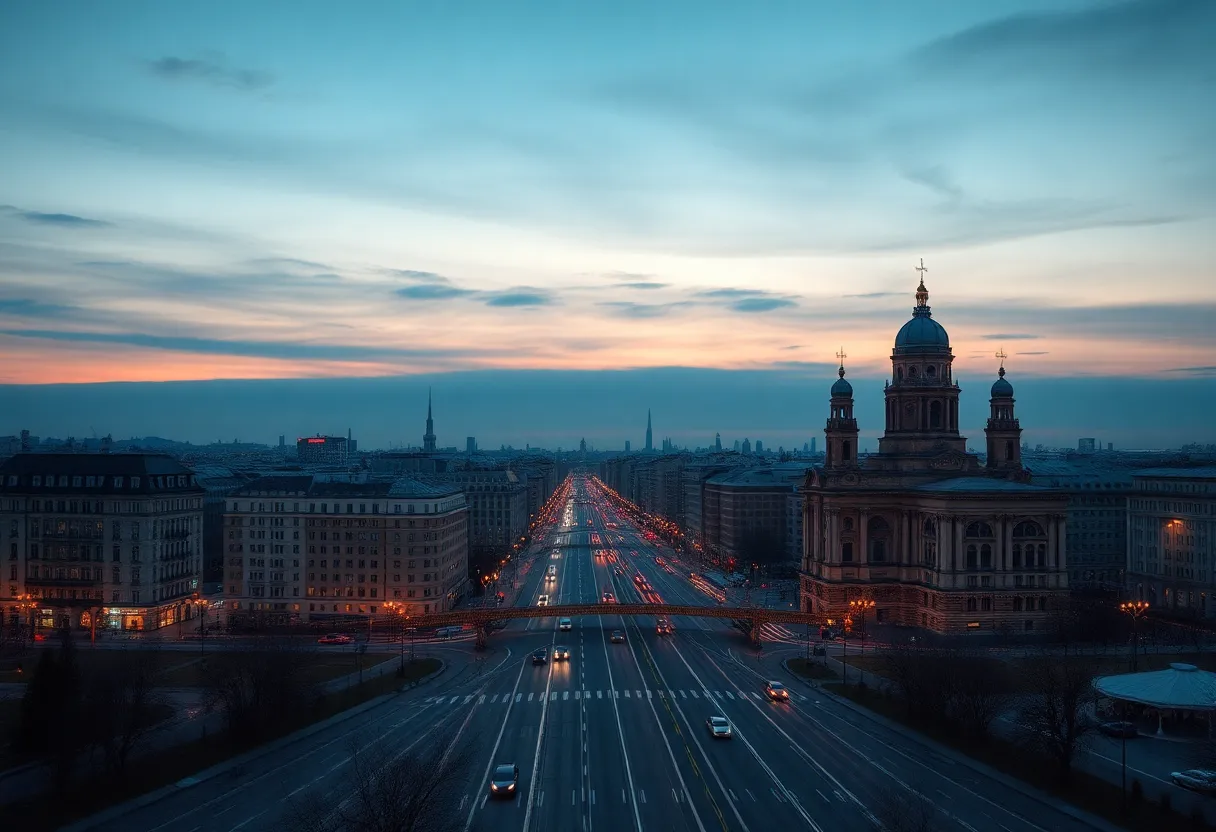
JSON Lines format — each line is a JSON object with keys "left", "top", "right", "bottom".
{"left": 645, "top": 408, "right": 653, "bottom": 452}
{"left": 423, "top": 388, "right": 437, "bottom": 452}
{"left": 428, "top": 387, "right": 433, "bottom": 419}
{"left": 836, "top": 346, "right": 847, "bottom": 377}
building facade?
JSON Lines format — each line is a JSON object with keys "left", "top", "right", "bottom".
{"left": 223, "top": 474, "right": 469, "bottom": 625}
{"left": 1127, "top": 467, "right": 1216, "bottom": 619}
{"left": 297, "top": 435, "right": 351, "bottom": 465}
{"left": 801, "top": 278, "right": 1070, "bottom": 635}
{"left": 1, "top": 453, "right": 205, "bottom": 634}
{"left": 702, "top": 465, "right": 809, "bottom": 571}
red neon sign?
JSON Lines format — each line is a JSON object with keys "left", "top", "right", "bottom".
{"left": 306, "top": 438, "right": 327, "bottom": 444}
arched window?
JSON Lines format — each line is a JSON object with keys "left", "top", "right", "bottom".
{"left": 966, "top": 544, "right": 978, "bottom": 570}
{"left": 922, "top": 519, "right": 937, "bottom": 565}
{"left": 1013, "top": 521, "right": 1044, "bottom": 538}
{"left": 965, "top": 521, "right": 994, "bottom": 539}
{"left": 929, "top": 400, "right": 942, "bottom": 429}
{"left": 842, "top": 441, "right": 852, "bottom": 462}
{"left": 1005, "top": 440, "right": 1014, "bottom": 460}
{"left": 1012, "top": 543, "right": 1022, "bottom": 569}
{"left": 926, "top": 365, "right": 936, "bottom": 379}
{"left": 1037, "top": 543, "right": 1047, "bottom": 569}
{"left": 868, "top": 516, "right": 890, "bottom": 563}
{"left": 980, "top": 543, "right": 992, "bottom": 569}
{"left": 841, "top": 541, "right": 853, "bottom": 563}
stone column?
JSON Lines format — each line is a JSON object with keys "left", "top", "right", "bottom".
{"left": 953, "top": 516, "right": 964, "bottom": 573}
{"left": 859, "top": 510, "right": 869, "bottom": 564}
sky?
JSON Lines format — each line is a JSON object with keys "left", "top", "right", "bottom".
{"left": 1, "top": 1, "right": 1214, "bottom": 447}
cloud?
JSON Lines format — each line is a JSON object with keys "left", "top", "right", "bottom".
{"left": 0, "top": 298, "right": 81, "bottom": 318}
{"left": 617, "top": 281, "right": 669, "bottom": 290}
{"left": 731, "top": 297, "right": 797, "bottom": 313}
{"left": 1016, "top": 351, "right": 1050, "bottom": 356}
{"left": 0, "top": 328, "right": 483, "bottom": 363}
{"left": 598, "top": 301, "right": 692, "bottom": 319}
{"left": 1166, "top": 365, "right": 1216, "bottom": 375}
{"left": 842, "top": 292, "right": 903, "bottom": 299}
{"left": 388, "top": 269, "right": 449, "bottom": 283}
{"left": 782, "top": 345, "right": 802, "bottom": 351}
{"left": 146, "top": 56, "right": 273, "bottom": 91}
{"left": 697, "top": 288, "right": 759, "bottom": 299}
{"left": 981, "top": 333, "right": 1041, "bottom": 341}
{"left": 484, "top": 288, "right": 555, "bottom": 308}
{"left": 397, "top": 284, "right": 474, "bottom": 300}
{"left": 1, "top": 204, "right": 109, "bottom": 228}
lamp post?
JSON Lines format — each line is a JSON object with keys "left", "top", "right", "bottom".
{"left": 16, "top": 594, "right": 36, "bottom": 645}
{"left": 1120, "top": 600, "right": 1149, "bottom": 672}
{"left": 189, "top": 594, "right": 210, "bottom": 658}
{"left": 849, "top": 599, "right": 875, "bottom": 686}
{"left": 385, "top": 601, "right": 407, "bottom": 673}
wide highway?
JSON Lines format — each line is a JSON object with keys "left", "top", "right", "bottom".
{"left": 77, "top": 476, "right": 1113, "bottom": 832}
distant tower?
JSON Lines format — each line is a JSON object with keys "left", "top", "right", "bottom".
{"left": 645, "top": 409, "right": 653, "bottom": 452}
{"left": 984, "top": 351, "right": 1022, "bottom": 472}
{"left": 625, "top": 440, "right": 631, "bottom": 453}
{"left": 423, "top": 389, "right": 437, "bottom": 452}
{"left": 824, "top": 349, "right": 860, "bottom": 469}
{"left": 580, "top": 437, "right": 587, "bottom": 453}
{"left": 741, "top": 438, "right": 752, "bottom": 455}
{"left": 714, "top": 432, "right": 722, "bottom": 452}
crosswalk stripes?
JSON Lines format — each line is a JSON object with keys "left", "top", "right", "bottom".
{"left": 424, "top": 689, "right": 808, "bottom": 706}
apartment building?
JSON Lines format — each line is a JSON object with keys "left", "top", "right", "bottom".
{"left": 223, "top": 474, "right": 469, "bottom": 625}
{"left": 0, "top": 453, "right": 204, "bottom": 634}
{"left": 1128, "top": 467, "right": 1216, "bottom": 618}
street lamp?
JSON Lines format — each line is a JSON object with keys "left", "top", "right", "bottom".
{"left": 385, "top": 601, "right": 409, "bottom": 672}
{"left": 189, "top": 594, "right": 210, "bottom": 657}
{"left": 15, "top": 593, "right": 36, "bottom": 644}
{"left": 1120, "top": 600, "right": 1149, "bottom": 672}
{"left": 849, "top": 599, "right": 875, "bottom": 686}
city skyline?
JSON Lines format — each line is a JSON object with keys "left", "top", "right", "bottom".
{"left": 5, "top": 366, "right": 1215, "bottom": 451}
{"left": 1, "top": 1, "right": 1215, "bottom": 387}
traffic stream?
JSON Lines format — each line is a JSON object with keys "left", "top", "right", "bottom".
{"left": 79, "top": 477, "right": 1112, "bottom": 832}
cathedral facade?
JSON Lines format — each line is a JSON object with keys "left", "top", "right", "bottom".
{"left": 800, "top": 276, "right": 1069, "bottom": 636}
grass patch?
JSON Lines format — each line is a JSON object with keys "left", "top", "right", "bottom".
{"left": 2, "top": 657, "right": 440, "bottom": 828}
{"left": 787, "top": 657, "right": 840, "bottom": 681}
{"left": 824, "top": 682, "right": 1204, "bottom": 832}
{"left": 0, "top": 647, "right": 377, "bottom": 688}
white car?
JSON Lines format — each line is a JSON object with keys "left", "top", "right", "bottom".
{"left": 559, "top": 618, "right": 573, "bottom": 631}
{"left": 537, "top": 594, "right": 550, "bottom": 607}
{"left": 706, "top": 716, "right": 733, "bottom": 739}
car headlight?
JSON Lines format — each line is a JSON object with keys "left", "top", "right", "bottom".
{"left": 491, "top": 784, "right": 499, "bottom": 790}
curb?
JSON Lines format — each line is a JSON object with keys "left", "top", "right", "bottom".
{"left": 61, "top": 659, "right": 446, "bottom": 831}
{"left": 783, "top": 659, "right": 1124, "bottom": 832}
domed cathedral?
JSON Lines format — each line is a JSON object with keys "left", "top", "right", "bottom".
{"left": 802, "top": 264, "right": 1069, "bottom": 637}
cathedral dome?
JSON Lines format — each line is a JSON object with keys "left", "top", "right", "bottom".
{"left": 893, "top": 278, "right": 950, "bottom": 351}
{"left": 831, "top": 366, "right": 853, "bottom": 397}
{"left": 991, "top": 367, "right": 1014, "bottom": 398}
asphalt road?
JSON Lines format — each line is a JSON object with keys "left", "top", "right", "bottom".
{"left": 77, "top": 477, "right": 1116, "bottom": 832}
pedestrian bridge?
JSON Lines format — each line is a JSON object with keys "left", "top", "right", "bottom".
{"left": 409, "top": 603, "right": 826, "bottom": 648}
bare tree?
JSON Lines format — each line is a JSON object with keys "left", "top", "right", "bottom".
{"left": 203, "top": 635, "right": 319, "bottom": 741}
{"left": 1016, "top": 652, "right": 1099, "bottom": 782}
{"left": 83, "top": 648, "right": 166, "bottom": 779}
{"left": 282, "top": 728, "right": 475, "bottom": 832}
{"left": 945, "top": 652, "right": 1010, "bottom": 741}
{"left": 873, "top": 786, "right": 943, "bottom": 832}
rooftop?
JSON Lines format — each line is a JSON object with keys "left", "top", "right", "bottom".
{"left": 1133, "top": 467, "right": 1216, "bottom": 481}
{"left": 914, "top": 477, "right": 1049, "bottom": 493}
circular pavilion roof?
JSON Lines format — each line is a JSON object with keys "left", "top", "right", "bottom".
{"left": 1093, "top": 663, "right": 1216, "bottom": 710}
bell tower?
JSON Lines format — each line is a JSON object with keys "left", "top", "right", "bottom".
{"left": 824, "top": 349, "right": 860, "bottom": 469}
{"left": 878, "top": 262, "right": 966, "bottom": 457}
{"left": 985, "top": 351, "right": 1022, "bottom": 471}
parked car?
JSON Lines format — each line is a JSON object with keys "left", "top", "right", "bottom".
{"left": 318, "top": 633, "right": 353, "bottom": 645}
{"left": 1098, "top": 721, "right": 1138, "bottom": 739}
{"left": 1172, "top": 769, "right": 1216, "bottom": 794}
